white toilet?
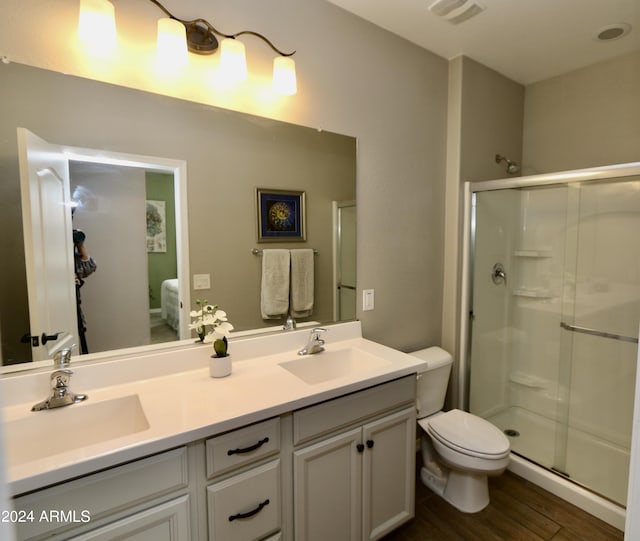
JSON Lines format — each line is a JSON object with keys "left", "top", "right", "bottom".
{"left": 410, "top": 347, "right": 510, "bottom": 513}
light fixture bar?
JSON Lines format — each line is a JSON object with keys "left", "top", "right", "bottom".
{"left": 146, "top": 0, "right": 295, "bottom": 57}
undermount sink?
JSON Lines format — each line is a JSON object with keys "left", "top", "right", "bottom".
{"left": 279, "top": 348, "right": 391, "bottom": 384}
{"left": 4, "top": 394, "right": 149, "bottom": 466}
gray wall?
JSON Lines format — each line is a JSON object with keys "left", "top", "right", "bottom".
{"left": 460, "top": 57, "right": 524, "bottom": 183}
{"left": 523, "top": 50, "right": 640, "bottom": 174}
{"left": 442, "top": 56, "right": 525, "bottom": 406}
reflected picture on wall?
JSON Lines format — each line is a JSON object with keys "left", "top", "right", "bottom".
{"left": 257, "top": 188, "right": 306, "bottom": 242}
{"left": 146, "top": 200, "right": 167, "bottom": 253}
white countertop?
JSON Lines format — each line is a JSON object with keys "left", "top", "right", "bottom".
{"left": 1, "top": 322, "right": 427, "bottom": 496}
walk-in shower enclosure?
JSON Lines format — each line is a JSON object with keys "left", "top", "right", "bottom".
{"left": 461, "top": 163, "right": 640, "bottom": 508}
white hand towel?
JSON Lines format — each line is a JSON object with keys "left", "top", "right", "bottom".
{"left": 290, "top": 249, "right": 314, "bottom": 318}
{"left": 261, "top": 249, "right": 290, "bottom": 319}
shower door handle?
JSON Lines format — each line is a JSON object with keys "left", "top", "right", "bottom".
{"left": 560, "top": 322, "right": 639, "bottom": 344}
{"left": 492, "top": 263, "right": 507, "bottom": 285}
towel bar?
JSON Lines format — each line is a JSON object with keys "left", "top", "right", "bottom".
{"left": 252, "top": 248, "right": 318, "bottom": 255}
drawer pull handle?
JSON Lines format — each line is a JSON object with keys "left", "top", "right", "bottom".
{"left": 357, "top": 443, "right": 365, "bottom": 453}
{"left": 227, "top": 437, "right": 270, "bottom": 456}
{"left": 228, "top": 499, "right": 270, "bottom": 521}
{"left": 366, "top": 439, "right": 374, "bottom": 449}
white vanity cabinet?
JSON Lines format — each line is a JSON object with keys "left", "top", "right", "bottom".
{"left": 10, "top": 369, "right": 419, "bottom": 541}
{"left": 291, "top": 376, "right": 416, "bottom": 541}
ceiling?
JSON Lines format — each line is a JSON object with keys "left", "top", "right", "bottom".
{"left": 327, "top": 0, "right": 640, "bottom": 85}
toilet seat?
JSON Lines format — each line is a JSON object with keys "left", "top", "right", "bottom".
{"left": 420, "top": 409, "right": 509, "bottom": 460}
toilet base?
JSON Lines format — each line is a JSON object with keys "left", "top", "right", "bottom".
{"left": 420, "top": 465, "right": 490, "bottom": 514}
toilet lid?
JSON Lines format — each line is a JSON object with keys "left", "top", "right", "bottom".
{"left": 426, "top": 409, "right": 510, "bottom": 458}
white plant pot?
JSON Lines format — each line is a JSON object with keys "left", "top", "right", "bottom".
{"left": 209, "top": 355, "right": 232, "bottom": 378}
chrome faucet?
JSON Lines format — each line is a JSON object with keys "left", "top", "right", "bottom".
{"left": 298, "top": 328, "right": 327, "bottom": 356}
{"left": 283, "top": 314, "right": 297, "bottom": 331}
{"left": 31, "top": 348, "right": 88, "bottom": 411}
{"left": 53, "top": 347, "right": 73, "bottom": 368}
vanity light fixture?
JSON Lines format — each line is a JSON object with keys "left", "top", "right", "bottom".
{"left": 149, "top": 0, "right": 296, "bottom": 94}
{"left": 219, "top": 37, "right": 248, "bottom": 83}
{"left": 78, "top": 0, "right": 117, "bottom": 53}
{"left": 77, "top": 0, "right": 297, "bottom": 94}
{"left": 156, "top": 17, "right": 189, "bottom": 67}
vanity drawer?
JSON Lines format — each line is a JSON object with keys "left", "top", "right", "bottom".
{"left": 206, "top": 417, "right": 280, "bottom": 478}
{"left": 14, "top": 447, "right": 189, "bottom": 541}
{"left": 293, "top": 376, "right": 415, "bottom": 445}
{"left": 65, "top": 495, "right": 191, "bottom": 540}
{"left": 207, "top": 459, "right": 281, "bottom": 541}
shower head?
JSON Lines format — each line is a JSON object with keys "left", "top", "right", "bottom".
{"left": 495, "top": 154, "right": 520, "bottom": 175}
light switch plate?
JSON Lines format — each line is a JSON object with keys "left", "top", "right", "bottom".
{"left": 193, "top": 274, "right": 211, "bottom": 290}
{"left": 362, "top": 289, "right": 375, "bottom": 311}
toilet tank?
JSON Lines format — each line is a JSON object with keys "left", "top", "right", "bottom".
{"left": 409, "top": 347, "right": 453, "bottom": 418}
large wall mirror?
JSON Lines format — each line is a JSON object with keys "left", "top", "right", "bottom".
{"left": 0, "top": 61, "right": 357, "bottom": 368}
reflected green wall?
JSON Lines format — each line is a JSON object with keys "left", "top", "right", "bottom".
{"left": 146, "top": 173, "right": 177, "bottom": 310}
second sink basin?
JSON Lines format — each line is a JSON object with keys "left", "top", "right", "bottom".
{"left": 279, "top": 348, "right": 391, "bottom": 384}
{"left": 4, "top": 394, "right": 150, "bottom": 466}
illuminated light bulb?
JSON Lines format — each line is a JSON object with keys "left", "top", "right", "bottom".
{"left": 78, "top": 0, "right": 117, "bottom": 53}
{"left": 272, "top": 56, "right": 297, "bottom": 96}
{"left": 157, "top": 18, "right": 189, "bottom": 68}
{"left": 219, "top": 38, "right": 247, "bottom": 84}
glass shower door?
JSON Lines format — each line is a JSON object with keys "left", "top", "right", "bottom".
{"left": 468, "top": 177, "right": 640, "bottom": 506}
{"left": 556, "top": 179, "right": 640, "bottom": 504}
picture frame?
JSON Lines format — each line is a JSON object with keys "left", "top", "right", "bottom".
{"left": 256, "top": 188, "right": 306, "bottom": 242}
{"left": 146, "top": 199, "right": 167, "bottom": 252}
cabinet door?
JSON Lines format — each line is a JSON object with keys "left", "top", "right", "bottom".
{"left": 68, "top": 495, "right": 191, "bottom": 540}
{"left": 293, "top": 427, "right": 362, "bottom": 541}
{"left": 362, "top": 407, "right": 416, "bottom": 541}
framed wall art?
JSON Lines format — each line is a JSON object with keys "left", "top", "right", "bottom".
{"left": 256, "top": 188, "right": 306, "bottom": 242}
{"left": 146, "top": 199, "right": 167, "bottom": 252}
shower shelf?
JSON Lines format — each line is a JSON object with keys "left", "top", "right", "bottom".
{"left": 509, "top": 372, "right": 548, "bottom": 390}
{"left": 512, "top": 288, "right": 552, "bottom": 298}
{"left": 513, "top": 250, "right": 552, "bottom": 258}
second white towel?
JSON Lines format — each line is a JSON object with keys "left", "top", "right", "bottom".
{"left": 290, "top": 249, "right": 315, "bottom": 318}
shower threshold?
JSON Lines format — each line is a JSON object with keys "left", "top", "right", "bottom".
{"left": 487, "top": 406, "right": 629, "bottom": 507}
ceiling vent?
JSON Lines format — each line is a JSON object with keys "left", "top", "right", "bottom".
{"left": 428, "top": 0, "right": 486, "bottom": 24}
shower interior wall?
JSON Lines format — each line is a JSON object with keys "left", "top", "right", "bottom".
{"left": 469, "top": 180, "right": 640, "bottom": 506}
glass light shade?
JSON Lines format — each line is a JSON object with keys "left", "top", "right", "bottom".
{"left": 78, "top": 0, "right": 117, "bottom": 51}
{"left": 157, "top": 18, "right": 188, "bottom": 67}
{"left": 273, "top": 56, "right": 297, "bottom": 96}
{"left": 219, "top": 38, "right": 247, "bottom": 83}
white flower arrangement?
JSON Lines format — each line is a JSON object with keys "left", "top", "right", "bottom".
{"left": 189, "top": 300, "right": 234, "bottom": 354}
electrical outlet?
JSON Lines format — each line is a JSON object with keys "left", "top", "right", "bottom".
{"left": 362, "top": 289, "right": 375, "bottom": 311}
{"left": 193, "top": 274, "right": 211, "bottom": 290}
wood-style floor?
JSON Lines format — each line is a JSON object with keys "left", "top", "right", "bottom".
{"left": 384, "top": 469, "right": 624, "bottom": 541}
